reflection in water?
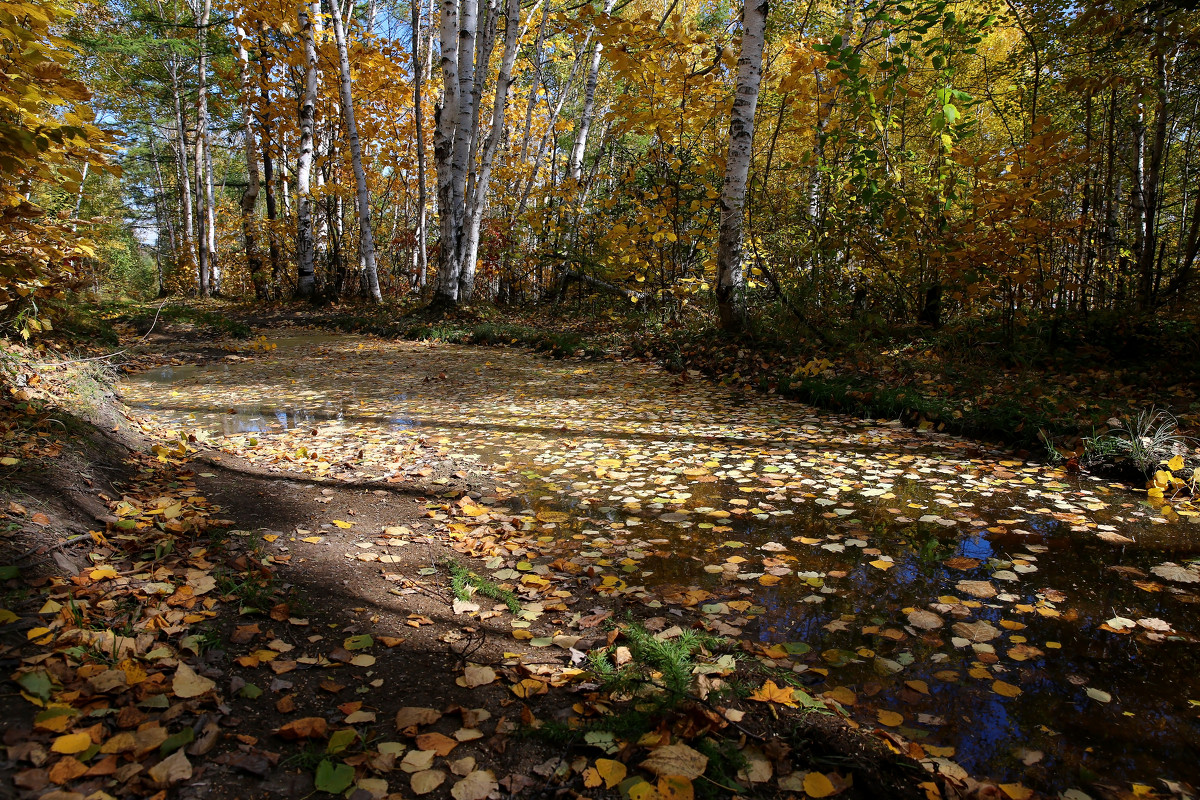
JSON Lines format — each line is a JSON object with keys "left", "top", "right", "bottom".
{"left": 121, "top": 332, "right": 1200, "bottom": 794}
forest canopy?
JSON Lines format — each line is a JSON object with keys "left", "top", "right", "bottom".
{"left": 2, "top": 0, "right": 1199, "bottom": 337}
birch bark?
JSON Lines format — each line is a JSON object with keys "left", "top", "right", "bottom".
{"left": 716, "top": 0, "right": 767, "bottom": 331}
{"left": 328, "top": 0, "right": 382, "bottom": 301}
{"left": 296, "top": 0, "right": 321, "bottom": 297}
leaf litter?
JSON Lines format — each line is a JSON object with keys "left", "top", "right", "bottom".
{"left": 93, "top": 331, "right": 1200, "bottom": 797}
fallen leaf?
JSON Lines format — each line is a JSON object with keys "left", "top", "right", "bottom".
{"left": 804, "top": 771, "right": 837, "bottom": 798}
{"left": 450, "top": 769, "right": 498, "bottom": 800}
{"left": 148, "top": 749, "right": 192, "bottom": 785}
{"left": 50, "top": 732, "right": 92, "bottom": 754}
{"left": 457, "top": 665, "right": 496, "bottom": 688}
{"left": 640, "top": 743, "right": 707, "bottom": 780}
{"left": 172, "top": 663, "right": 215, "bottom": 698}
{"left": 411, "top": 769, "right": 446, "bottom": 795}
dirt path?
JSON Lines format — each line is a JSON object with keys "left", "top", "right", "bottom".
{"left": 3, "top": 325, "right": 1198, "bottom": 800}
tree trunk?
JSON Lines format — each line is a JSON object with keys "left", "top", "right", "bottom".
{"left": 1138, "top": 16, "right": 1169, "bottom": 309}
{"left": 296, "top": 0, "right": 321, "bottom": 298}
{"left": 328, "top": 0, "right": 382, "bottom": 302}
{"left": 235, "top": 24, "right": 265, "bottom": 299}
{"left": 716, "top": 0, "right": 767, "bottom": 331}
{"left": 433, "top": 0, "right": 464, "bottom": 305}
{"left": 412, "top": 0, "right": 429, "bottom": 290}
{"left": 193, "top": 0, "right": 213, "bottom": 296}
{"left": 257, "top": 29, "right": 283, "bottom": 298}
{"left": 569, "top": 0, "right": 617, "bottom": 183}
{"left": 458, "top": 0, "right": 520, "bottom": 301}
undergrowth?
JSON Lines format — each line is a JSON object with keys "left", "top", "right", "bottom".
{"left": 446, "top": 559, "right": 520, "bottom": 613}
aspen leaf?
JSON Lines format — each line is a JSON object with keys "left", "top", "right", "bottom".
{"left": 877, "top": 710, "right": 904, "bottom": 726}
{"left": 593, "top": 758, "right": 626, "bottom": 788}
{"left": 50, "top": 732, "right": 92, "bottom": 754}
{"left": 277, "top": 717, "right": 328, "bottom": 739}
{"left": 148, "top": 749, "right": 192, "bottom": 784}
{"left": 450, "top": 770, "right": 497, "bottom": 800}
{"left": 640, "top": 743, "right": 707, "bottom": 779}
{"left": 411, "top": 769, "right": 446, "bottom": 794}
{"left": 172, "top": 663, "right": 215, "bottom": 698}
{"left": 803, "top": 771, "right": 836, "bottom": 798}
{"left": 457, "top": 664, "right": 496, "bottom": 688}
{"left": 999, "top": 784, "right": 1033, "bottom": 800}
{"left": 658, "top": 775, "right": 694, "bottom": 800}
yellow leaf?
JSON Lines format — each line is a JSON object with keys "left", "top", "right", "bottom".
{"left": 658, "top": 775, "right": 693, "bottom": 800}
{"left": 595, "top": 758, "right": 626, "bottom": 789}
{"left": 869, "top": 560, "right": 894, "bottom": 571}
{"left": 992, "top": 680, "right": 1022, "bottom": 698}
{"left": 876, "top": 710, "right": 903, "bottom": 727}
{"left": 628, "top": 780, "right": 659, "bottom": 800}
{"left": 1166, "top": 454, "right": 1184, "bottom": 472}
{"left": 749, "top": 679, "right": 797, "bottom": 707}
{"left": 511, "top": 678, "right": 546, "bottom": 698}
{"left": 51, "top": 732, "right": 92, "bottom": 754}
{"left": 90, "top": 567, "right": 118, "bottom": 580}
{"left": 999, "top": 784, "right": 1033, "bottom": 800}
{"left": 333, "top": 520, "right": 353, "bottom": 528}
{"left": 803, "top": 771, "right": 836, "bottom": 798}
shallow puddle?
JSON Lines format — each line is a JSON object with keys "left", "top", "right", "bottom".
{"left": 121, "top": 332, "right": 1200, "bottom": 793}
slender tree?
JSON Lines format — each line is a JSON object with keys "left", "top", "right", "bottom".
{"left": 716, "top": 0, "right": 767, "bottom": 330}
{"left": 295, "top": 0, "right": 321, "bottom": 297}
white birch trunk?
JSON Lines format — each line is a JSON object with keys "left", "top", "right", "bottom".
{"left": 193, "top": 0, "right": 213, "bottom": 295}
{"left": 296, "top": 0, "right": 320, "bottom": 297}
{"left": 433, "top": 0, "right": 462, "bottom": 304}
{"left": 568, "top": 0, "right": 617, "bottom": 183}
{"left": 328, "top": 0, "right": 382, "bottom": 301}
{"left": 458, "top": 0, "right": 520, "bottom": 300}
{"left": 716, "top": 0, "right": 767, "bottom": 331}
{"left": 412, "top": 0, "right": 429, "bottom": 289}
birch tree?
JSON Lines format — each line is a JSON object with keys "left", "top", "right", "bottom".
{"left": 191, "top": 0, "right": 215, "bottom": 295}
{"left": 568, "top": 0, "right": 617, "bottom": 184}
{"left": 411, "top": 0, "right": 429, "bottom": 290}
{"left": 295, "top": 0, "right": 321, "bottom": 297}
{"left": 328, "top": 0, "right": 382, "bottom": 301}
{"left": 715, "top": 0, "right": 767, "bottom": 331}
{"left": 433, "top": 0, "right": 521, "bottom": 307}
{"left": 234, "top": 23, "right": 265, "bottom": 298}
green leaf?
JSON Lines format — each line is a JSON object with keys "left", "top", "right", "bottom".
{"left": 314, "top": 759, "right": 355, "bottom": 794}
{"left": 343, "top": 634, "right": 373, "bottom": 651}
{"left": 17, "top": 669, "right": 52, "bottom": 701}
{"left": 327, "top": 728, "right": 357, "bottom": 755}
{"left": 160, "top": 726, "right": 194, "bottom": 756}
{"left": 0, "top": 565, "right": 20, "bottom": 580}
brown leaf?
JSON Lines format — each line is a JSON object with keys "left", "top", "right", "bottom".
{"left": 148, "top": 749, "right": 193, "bottom": 785}
{"left": 415, "top": 732, "right": 458, "bottom": 756}
{"left": 396, "top": 707, "right": 442, "bottom": 731}
{"left": 640, "top": 743, "right": 708, "bottom": 780}
{"left": 276, "top": 717, "right": 327, "bottom": 740}
{"left": 450, "top": 770, "right": 498, "bottom": 800}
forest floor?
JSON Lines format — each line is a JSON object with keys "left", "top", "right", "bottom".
{"left": 157, "top": 296, "right": 1200, "bottom": 465}
{"left": 1, "top": 302, "right": 1198, "bottom": 800}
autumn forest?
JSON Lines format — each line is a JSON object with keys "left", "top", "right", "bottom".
{"left": 2, "top": 0, "right": 1200, "bottom": 798}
